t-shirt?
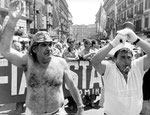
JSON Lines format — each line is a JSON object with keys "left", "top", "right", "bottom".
{"left": 102, "top": 57, "right": 145, "bottom": 115}
{"left": 143, "top": 68, "right": 150, "bottom": 100}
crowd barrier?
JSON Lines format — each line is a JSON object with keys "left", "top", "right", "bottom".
{"left": 0, "top": 58, "right": 103, "bottom": 104}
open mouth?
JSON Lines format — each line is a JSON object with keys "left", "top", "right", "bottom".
{"left": 124, "top": 66, "right": 130, "bottom": 73}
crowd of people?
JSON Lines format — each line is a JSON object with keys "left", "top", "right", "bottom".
{"left": 0, "top": 0, "right": 150, "bottom": 115}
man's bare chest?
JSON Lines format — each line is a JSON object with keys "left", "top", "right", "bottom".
{"left": 26, "top": 66, "right": 64, "bottom": 89}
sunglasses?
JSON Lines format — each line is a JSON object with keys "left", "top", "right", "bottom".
{"left": 68, "top": 41, "right": 74, "bottom": 44}
{"left": 84, "top": 41, "right": 91, "bottom": 45}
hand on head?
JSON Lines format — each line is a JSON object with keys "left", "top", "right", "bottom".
{"left": 117, "top": 28, "right": 138, "bottom": 44}
{"left": 110, "top": 33, "right": 127, "bottom": 48}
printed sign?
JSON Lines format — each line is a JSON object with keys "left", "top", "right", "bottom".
{"left": 0, "top": 59, "right": 102, "bottom": 104}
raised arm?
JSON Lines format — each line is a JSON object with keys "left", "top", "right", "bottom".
{"left": 118, "top": 28, "right": 150, "bottom": 71}
{"left": 91, "top": 34, "right": 126, "bottom": 75}
{"left": 0, "top": 0, "right": 24, "bottom": 51}
{"left": 0, "top": 0, "right": 27, "bottom": 68}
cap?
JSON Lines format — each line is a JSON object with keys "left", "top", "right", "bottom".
{"left": 108, "top": 42, "right": 134, "bottom": 56}
{"left": 28, "top": 31, "right": 52, "bottom": 53}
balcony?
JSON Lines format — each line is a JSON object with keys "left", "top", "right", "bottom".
{"left": 122, "top": 4, "right": 127, "bottom": 10}
{"left": 121, "top": 17, "right": 126, "bottom": 23}
{"left": 137, "top": 10, "right": 143, "bottom": 15}
{"left": 127, "top": 14, "right": 133, "bottom": 18}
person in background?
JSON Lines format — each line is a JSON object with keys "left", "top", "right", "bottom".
{"left": 53, "top": 42, "right": 63, "bottom": 57}
{"left": 79, "top": 38, "right": 95, "bottom": 61}
{"left": 141, "top": 68, "right": 150, "bottom": 115}
{"left": 62, "top": 37, "right": 80, "bottom": 110}
{"left": 91, "top": 39, "right": 100, "bottom": 53}
{"left": 79, "top": 38, "right": 96, "bottom": 107}
{"left": 62, "top": 37, "right": 79, "bottom": 61}
{"left": 0, "top": 1, "right": 84, "bottom": 115}
{"left": 141, "top": 39, "right": 150, "bottom": 115}
{"left": 74, "top": 41, "right": 82, "bottom": 54}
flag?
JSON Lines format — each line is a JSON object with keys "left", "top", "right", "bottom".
{"left": 99, "top": 4, "right": 107, "bottom": 32}
{"left": 52, "top": 5, "right": 60, "bottom": 30}
{"left": 35, "top": 0, "right": 45, "bottom": 10}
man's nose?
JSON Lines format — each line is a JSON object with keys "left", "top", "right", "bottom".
{"left": 124, "top": 58, "right": 131, "bottom": 64}
{"left": 46, "top": 45, "right": 52, "bottom": 49}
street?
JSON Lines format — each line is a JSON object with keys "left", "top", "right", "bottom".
{"left": 65, "top": 100, "right": 104, "bottom": 115}
{"left": 0, "top": 100, "right": 104, "bottom": 115}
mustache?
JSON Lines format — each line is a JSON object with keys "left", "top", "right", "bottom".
{"left": 44, "top": 49, "right": 52, "bottom": 55}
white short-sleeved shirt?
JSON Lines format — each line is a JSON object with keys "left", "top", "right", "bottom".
{"left": 102, "top": 57, "right": 145, "bottom": 115}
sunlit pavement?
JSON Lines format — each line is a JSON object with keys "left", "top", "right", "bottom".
{"left": 65, "top": 99, "right": 104, "bottom": 115}
{"left": 0, "top": 97, "right": 104, "bottom": 115}
{"left": 0, "top": 103, "right": 104, "bottom": 115}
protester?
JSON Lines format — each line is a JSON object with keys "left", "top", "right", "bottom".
{"left": 53, "top": 42, "right": 63, "bottom": 57}
{"left": 91, "top": 39, "right": 100, "bottom": 53}
{"left": 62, "top": 37, "right": 80, "bottom": 110}
{"left": 62, "top": 37, "right": 79, "bottom": 61}
{"left": 79, "top": 38, "right": 95, "bottom": 60}
{"left": 74, "top": 41, "right": 82, "bottom": 54}
{"left": 141, "top": 68, "right": 150, "bottom": 115}
{"left": 0, "top": 1, "right": 84, "bottom": 115}
{"left": 91, "top": 28, "right": 150, "bottom": 115}
{"left": 78, "top": 38, "right": 96, "bottom": 107}
{"left": 141, "top": 39, "right": 150, "bottom": 115}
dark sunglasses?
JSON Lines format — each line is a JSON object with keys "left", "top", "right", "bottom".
{"left": 84, "top": 41, "right": 91, "bottom": 45}
{"left": 68, "top": 41, "right": 74, "bottom": 44}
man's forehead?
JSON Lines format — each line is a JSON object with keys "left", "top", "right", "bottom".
{"left": 38, "top": 42, "right": 53, "bottom": 44}
{"left": 118, "top": 52, "right": 133, "bottom": 57}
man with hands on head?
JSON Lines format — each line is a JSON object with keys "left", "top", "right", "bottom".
{"left": 91, "top": 27, "right": 150, "bottom": 115}
{"left": 0, "top": 0, "right": 84, "bottom": 115}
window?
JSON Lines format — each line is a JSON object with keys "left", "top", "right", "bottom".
{"left": 145, "top": 17, "right": 148, "bottom": 28}
{"left": 5, "top": 0, "right": 10, "bottom": 8}
{"left": 131, "top": 7, "right": 133, "bottom": 14}
{"left": 127, "top": 10, "right": 129, "bottom": 16}
{"left": 135, "top": 5, "right": 138, "bottom": 13}
{"left": 139, "top": 2, "right": 143, "bottom": 11}
{"left": 145, "top": 0, "right": 149, "bottom": 10}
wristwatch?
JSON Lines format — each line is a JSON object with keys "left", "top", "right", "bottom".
{"left": 77, "top": 105, "right": 84, "bottom": 109}
{"left": 133, "top": 38, "right": 140, "bottom": 45}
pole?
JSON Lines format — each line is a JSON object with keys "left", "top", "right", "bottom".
{"left": 33, "top": 0, "right": 36, "bottom": 34}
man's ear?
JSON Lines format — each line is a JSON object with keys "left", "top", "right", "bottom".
{"left": 32, "top": 46, "right": 37, "bottom": 53}
{"left": 113, "top": 57, "right": 117, "bottom": 62}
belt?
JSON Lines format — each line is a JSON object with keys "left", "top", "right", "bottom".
{"left": 44, "top": 103, "right": 64, "bottom": 115}
{"left": 44, "top": 109, "right": 59, "bottom": 115}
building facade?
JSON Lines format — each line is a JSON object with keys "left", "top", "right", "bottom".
{"left": 0, "top": 0, "right": 33, "bottom": 35}
{"left": 103, "top": 0, "right": 117, "bottom": 39}
{"left": 116, "top": 0, "right": 150, "bottom": 34}
{"left": 52, "top": 0, "right": 71, "bottom": 41}
{"left": 0, "top": 0, "right": 72, "bottom": 41}
{"left": 72, "top": 24, "right": 97, "bottom": 41}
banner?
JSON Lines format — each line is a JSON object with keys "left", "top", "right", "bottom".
{"left": 0, "top": 59, "right": 102, "bottom": 104}
{"left": 98, "top": 4, "right": 107, "bottom": 32}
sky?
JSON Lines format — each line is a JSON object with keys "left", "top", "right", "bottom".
{"left": 66, "top": 0, "right": 103, "bottom": 25}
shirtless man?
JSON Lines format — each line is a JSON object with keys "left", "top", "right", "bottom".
{"left": 0, "top": 0, "right": 84, "bottom": 115}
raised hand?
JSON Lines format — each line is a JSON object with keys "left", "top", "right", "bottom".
{"left": 8, "top": 0, "right": 24, "bottom": 20}
{"left": 110, "top": 34, "right": 127, "bottom": 48}
{"left": 117, "top": 28, "right": 138, "bottom": 44}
